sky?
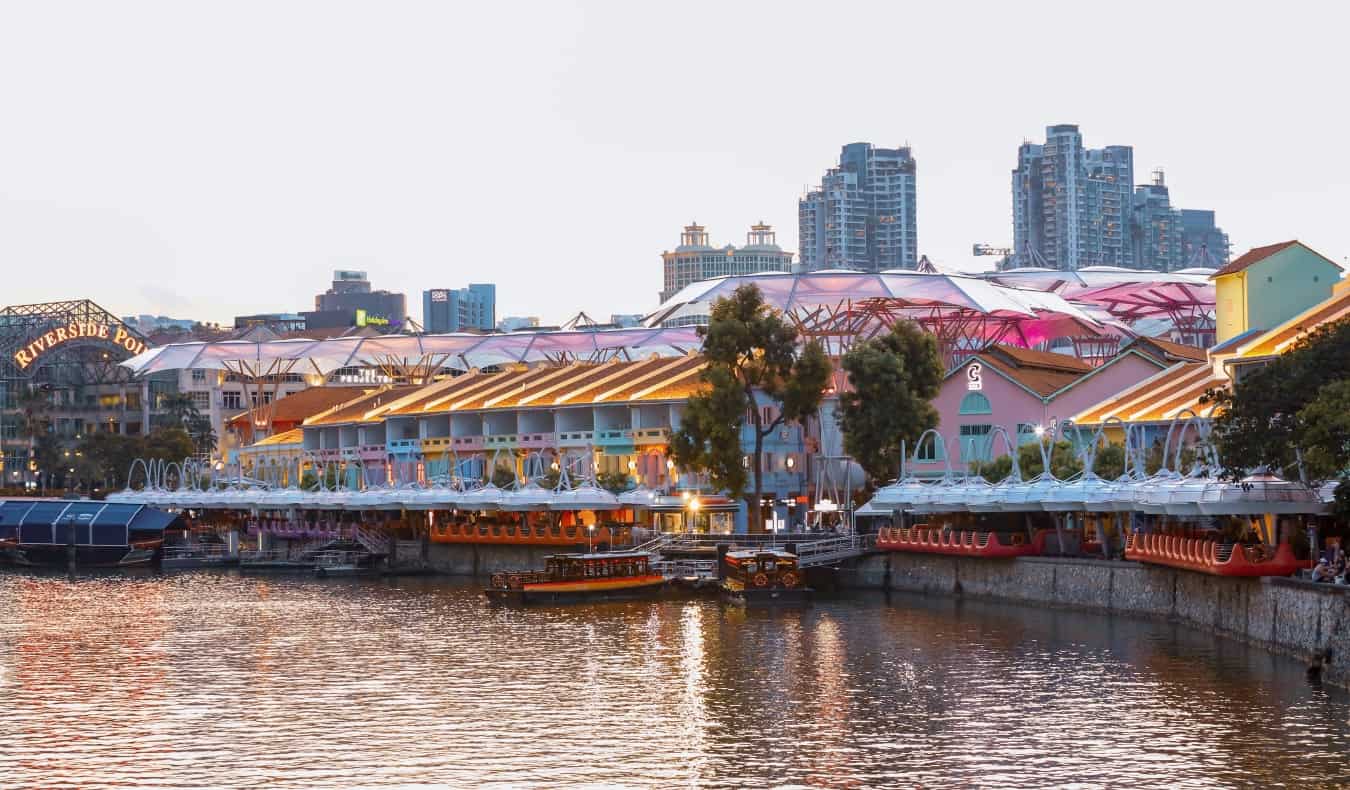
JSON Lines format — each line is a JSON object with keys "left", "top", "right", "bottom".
{"left": 1, "top": 1, "right": 1346, "bottom": 327}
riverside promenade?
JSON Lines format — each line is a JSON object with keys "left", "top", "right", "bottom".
{"left": 844, "top": 552, "right": 1350, "bottom": 686}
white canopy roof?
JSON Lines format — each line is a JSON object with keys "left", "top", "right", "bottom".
{"left": 119, "top": 327, "right": 703, "bottom": 376}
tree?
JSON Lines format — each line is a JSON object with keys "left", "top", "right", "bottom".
{"left": 671, "top": 284, "right": 833, "bottom": 532}
{"left": 156, "top": 392, "right": 214, "bottom": 457}
{"left": 596, "top": 471, "right": 633, "bottom": 494}
{"left": 836, "top": 321, "right": 943, "bottom": 483}
{"left": 1207, "top": 316, "right": 1350, "bottom": 515}
{"left": 491, "top": 463, "right": 517, "bottom": 489}
{"left": 971, "top": 440, "right": 1089, "bottom": 481}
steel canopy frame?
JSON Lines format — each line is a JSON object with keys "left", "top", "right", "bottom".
{"left": 119, "top": 327, "right": 705, "bottom": 380}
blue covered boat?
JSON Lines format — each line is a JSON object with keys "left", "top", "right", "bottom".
{"left": 0, "top": 500, "right": 180, "bottom": 568}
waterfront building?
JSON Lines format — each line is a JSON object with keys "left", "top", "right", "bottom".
{"left": 312, "top": 270, "right": 407, "bottom": 330}
{"left": 798, "top": 143, "right": 918, "bottom": 272}
{"left": 423, "top": 284, "right": 496, "bottom": 333}
{"left": 1013, "top": 126, "right": 1228, "bottom": 272}
{"left": 0, "top": 300, "right": 168, "bottom": 490}
{"left": 1074, "top": 243, "right": 1349, "bottom": 435}
{"left": 911, "top": 340, "right": 1201, "bottom": 470}
{"left": 659, "top": 222, "right": 793, "bottom": 304}
{"left": 1210, "top": 241, "right": 1340, "bottom": 344}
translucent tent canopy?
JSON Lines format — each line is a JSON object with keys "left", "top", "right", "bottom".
{"left": 649, "top": 270, "right": 1100, "bottom": 330}
{"left": 119, "top": 327, "right": 704, "bottom": 377}
{"left": 979, "top": 266, "right": 1216, "bottom": 326}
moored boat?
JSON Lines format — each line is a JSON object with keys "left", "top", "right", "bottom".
{"left": 719, "top": 549, "right": 811, "bottom": 606}
{"left": 0, "top": 499, "right": 176, "bottom": 569}
{"left": 483, "top": 551, "right": 666, "bottom": 604}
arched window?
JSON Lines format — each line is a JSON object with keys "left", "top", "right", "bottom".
{"left": 959, "top": 392, "right": 992, "bottom": 415}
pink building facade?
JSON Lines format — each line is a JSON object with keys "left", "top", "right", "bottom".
{"left": 911, "top": 340, "right": 1199, "bottom": 474}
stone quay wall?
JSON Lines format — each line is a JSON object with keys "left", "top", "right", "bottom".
{"left": 844, "top": 552, "right": 1350, "bottom": 687}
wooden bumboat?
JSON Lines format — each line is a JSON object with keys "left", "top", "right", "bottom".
{"left": 720, "top": 549, "right": 811, "bottom": 606}
{"left": 483, "top": 551, "right": 667, "bottom": 604}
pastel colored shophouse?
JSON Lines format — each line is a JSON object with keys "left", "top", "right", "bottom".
{"left": 1074, "top": 241, "right": 1348, "bottom": 435}
{"left": 912, "top": 339, "right": 1204, "bottom": 472}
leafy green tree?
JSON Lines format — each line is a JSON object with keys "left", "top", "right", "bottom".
{"left": 671, "top": 284, "right": 833, "bottom": 532}
{"left": 491, "top": 463, "right": 517, "bottom": 489}
{"left": 1206, "top": 316, "right": 1350, "bottom": 515}
{"left": 970, "top": 440, "right": 1114, "bottom": 481}
{"left": 1295, "top": 379, "right": 1350, "bottom": 520}
{"left": 596, "top": 471, "right": 633, "bottom": 493}
{"left": 836, "top": 321, "right": 943, "bottom": 483}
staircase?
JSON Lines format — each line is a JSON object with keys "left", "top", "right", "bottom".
{"left": 352, "top": 524, "right": 392, "bottom": 556}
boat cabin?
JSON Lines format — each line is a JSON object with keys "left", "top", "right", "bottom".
{"left": 723, "top": 549, "right": 801, "bottom": 589}
{"left": 544, "top": 551, "right": 651, "bottom": 581}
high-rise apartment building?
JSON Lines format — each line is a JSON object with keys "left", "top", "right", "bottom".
{"left": 1179, "top": 209, "right": 1231, "bottom": 268}
{"left": 423, "top": 284, "right": 496, "bottom": 333}
{"left": 659, "top": 222, "right": 793, "bottom": 303}
{"left": 1013, "top": 125, "right": 1228, "bottom": 272}
{"left": 798, "top": 143, "right": 918, "bottom": 271}
{"left": 1131, "top": 170, "right": 1185, "bottom": 272}
{"left": 1013, "top": 125, "right": 1134, "bottom": 270}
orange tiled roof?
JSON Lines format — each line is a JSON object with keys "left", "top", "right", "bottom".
{"left": 1135, "top": 336, "right": 1207, "bottom": 363}
{"left": 1210, "top": 240, "right": 1301, "bottom": 278}
{"left": 228, "top": 386, "right": 372, "bottom": 428}
{"left": 978, "top": 355, "right": 1085, "bottom": 398}
{"left": 1073, "top": 361, "right": 1226, "bottom": 425}
{"left": 985, "top": 344, "right": 1094, "bottom": 374}
{"left": 304, "top": 385, "right": 422, "bottom": 426}
{"left": 379, "top": 356, "right": 706, "bottom": 417}
{"left": 253, "top": 428, "right": 303, "bottom": 447}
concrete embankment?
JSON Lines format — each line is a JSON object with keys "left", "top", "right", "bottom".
{"left": 424, "top": 542, "right": 566, "bottom": 576}
{"left": 843, "top": 552, "right": 1350, "bottom": 687}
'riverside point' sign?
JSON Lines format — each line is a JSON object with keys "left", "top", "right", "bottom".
{"left": 13, "top": 322, "right": 148, "bottom": 370}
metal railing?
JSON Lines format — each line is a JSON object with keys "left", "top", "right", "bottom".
{"left": 651, "top": 558, "right": 718, "bottom": 580}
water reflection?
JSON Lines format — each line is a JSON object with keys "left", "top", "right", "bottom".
{"left": 0, "top": 571, "right": 1347, "bottom": 788}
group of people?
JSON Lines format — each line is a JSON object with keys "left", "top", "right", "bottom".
{"left": 1311, "top": 547, "right": 1349, "bottom": 583}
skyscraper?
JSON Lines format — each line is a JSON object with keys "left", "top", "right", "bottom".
{"left": 1131, "top": 170, "right": 1185, "bottom": 272}
{"left": 423, "top": 284, "right": 496, "bottom": 333}
{"left": 1012, "top": 125, "right": 1134, "bottom": 270}
{"left": 1013, "top": 125, "right": 1227, "bottom": 271}
{"left": 799, "top": 143, "right": 917, "bottom": 271}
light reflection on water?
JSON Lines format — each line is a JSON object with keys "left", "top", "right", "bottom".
{"left": 1, "top": 570, "right": 1348, "bottom": 788}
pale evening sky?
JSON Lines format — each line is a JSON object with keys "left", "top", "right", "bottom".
{"left": 0, "top": 1, "right": 1345, "bottom": 327}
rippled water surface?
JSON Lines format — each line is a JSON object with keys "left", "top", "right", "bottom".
{"left": 2, "top": 571, "right": 1349, "bottom": 788}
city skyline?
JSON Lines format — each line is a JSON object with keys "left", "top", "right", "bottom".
{"left": 1, "top": 2, "right": 1346, "bottom": 325}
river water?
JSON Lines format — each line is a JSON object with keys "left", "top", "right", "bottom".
{"left": 1, "top": 571, "right": 1347, "bottom": 789}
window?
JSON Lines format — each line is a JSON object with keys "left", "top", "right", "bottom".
{"left": 221, "top": 392, "right": 242, "bottom": 410}
{"left": 959, "top": 392, "right": 992, "bottom": 415}
{"left": 191, "top": 369, "right": 207, "bottom": 383}
{"left": 915, "top": 436, "right": 945, "bottom": 462}
{"left": 190, "top": 392, "right": 210, "bottom": 411}
{"left": 1017, "top": 423, "right": 1039, "bottom": 445}
{"left": 960, "top": 424, "right": 994, "bottom": 463}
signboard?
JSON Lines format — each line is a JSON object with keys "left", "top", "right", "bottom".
{"left": 966, "top": 362, "right": 983, "bottom": 391}
{"left": 355, "top": 309, "right": 390, "bottom": 327}
{"left": 13, "top": 322, "right": 147, "bottom": 370}
{"left": 430, "top": 290, "right": 449, "bottom": 302}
